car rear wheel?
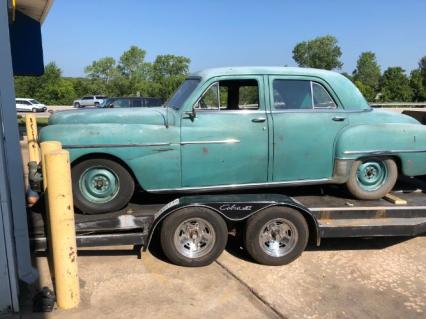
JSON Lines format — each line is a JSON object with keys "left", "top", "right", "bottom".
{"left": 346, "top": 158, "right": 398, "bottom": 200}
{"left": 71, "top": 158, "right": 135, "bottom": 214}
{"left": 244, "top": 207, "right": 309, "bottom": 266}
{"left": 160, "top": 207, "right": 228, "bottom": 267}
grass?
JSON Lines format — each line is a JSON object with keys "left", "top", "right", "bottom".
{"left": 17, "top": 115, "right": 49, "bottom": 127}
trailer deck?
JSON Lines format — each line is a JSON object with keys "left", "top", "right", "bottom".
{"left": 29, "top": 176, "right": 426, "bottom": 252}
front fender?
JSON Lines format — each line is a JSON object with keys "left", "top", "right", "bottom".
{"left": 39, "top": 123, "right": 181, "bottom": 190}
{"left": 335, "top": 124, "right": 426, "bottom": 176}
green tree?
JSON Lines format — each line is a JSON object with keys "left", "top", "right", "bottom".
{"left": 15, "top": 62, "right": 76, "bottom": 105}
{"left": 354, "top": 80, "right": 376, "bottom": 101}
{"left": 419, "top": 56, "right": 426, "bottom": 87}
{"left": 84, "top": 57, "right": 117, "bottom": 84}
{"left": 292, "top": 35, "right": 343, "bottom": 70}
{"left": 353, "top": 52, "right": 381, "bottom": 89}
{"left": 379, "top": 67, "right": 413, "bottom": 102}
{"left": 118, "top": 46, "right": 150, "bottom": 79}
{"left": 410, "top": 69, "right": 426, "bottom": 101}
{"left": 340, "top": 72, "right": 353, "bottom": 81}
{"left": 150, "top": 54, "right": 191, "bottom": 99}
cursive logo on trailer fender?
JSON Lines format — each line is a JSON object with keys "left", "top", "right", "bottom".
{"left": 218, "top": 204, "right": 253, "bottom": 211}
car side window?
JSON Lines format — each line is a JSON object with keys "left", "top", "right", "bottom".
{"left": 112, "top": 99, "right": 130, "bottom": 108}
{"left": 195, "top": 83, "right": 220, "bottom": 110}
{"left": 195, "top": 79, "right": 260, "bottom": 111}
{"left": 132, "top": 99, "right": 143, "bottom": 107}
{"left": 273, "top": 80, "right": 312, "bottom": 110}
{"left": 312, "top": 82, "right": 336, "bottom": 108}
{"left": 82, "top": 96, "right": 92, "bottom": 100}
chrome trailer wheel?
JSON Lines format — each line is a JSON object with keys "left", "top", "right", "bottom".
{"left": 245, "top": 207, "right": 308, "bottom": 266}
{"left": 161, "top": 207, "right": 228, "bottom": 267}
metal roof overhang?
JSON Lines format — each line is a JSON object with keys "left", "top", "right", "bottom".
{"left": 14, "top": 0, "right": 53, "bottom": 23}
{"left": 8, "top": 0, "right": 54, "bottom": 75}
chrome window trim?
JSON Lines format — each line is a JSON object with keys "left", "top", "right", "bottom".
{"left": 311, "top": 81, "right": 337, "bottom": 110}
{"left": 193, "top": 78, "right": 261, "bottom": 112}
{"left": 193, "top": 82, "right": 221, "bottom": 111}
{"left": 272, "top": 79, "right": 338, "bottom": 111}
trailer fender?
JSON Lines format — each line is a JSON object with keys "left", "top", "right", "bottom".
{"left": 144, "top": 197, "right": 320, "bottom": 250}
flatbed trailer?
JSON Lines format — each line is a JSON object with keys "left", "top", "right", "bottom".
{"left": 29, "top": 176, "right": 426, "bottom": 266}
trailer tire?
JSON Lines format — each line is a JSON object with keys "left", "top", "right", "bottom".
{"left": 244, "top": 207, "right": 308, "bottom": 266}
{"left": 160, "top": 207, "right": 227, "bottom": 267}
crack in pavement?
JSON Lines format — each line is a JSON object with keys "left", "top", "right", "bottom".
{"left": 215, "top": 260, "right": 287, "bottom": 319}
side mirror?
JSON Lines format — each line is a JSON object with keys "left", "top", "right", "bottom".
{"left": 184, "top": 107, "right": 196, "bottom": 120}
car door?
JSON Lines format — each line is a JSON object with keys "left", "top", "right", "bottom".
{"left": 269, "top": 76, "right": 348, "bottom": 182}
{"left": 180, "top": 76, "right": 269, "bottom": 188}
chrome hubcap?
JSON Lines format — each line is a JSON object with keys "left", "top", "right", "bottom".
{"left": 173, "top": 218, "right": 215, "bottom": 258}
{"left": 258, "top": 218, "right": 298, "bottom": 257}
{"left": 356, "top": 161, "right": 387, "bottom": 191}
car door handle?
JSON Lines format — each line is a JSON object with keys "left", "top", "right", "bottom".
{"left": 332, "top": 116, "right": 346, "bottom": 122}
{"left": 252, "top": 117, "right": 266, "bottom": 123}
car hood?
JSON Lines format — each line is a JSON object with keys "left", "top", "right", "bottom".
{"left": 49, "top": 107, "right": 168, "bottom": 126}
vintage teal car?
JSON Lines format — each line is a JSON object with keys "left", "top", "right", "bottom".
{"left": 40, "top": 67, "right": 426, "bottom": 214}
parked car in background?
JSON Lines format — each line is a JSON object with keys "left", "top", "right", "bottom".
{"left": 15, "top": 98, "right": 47, "bottom": 112}
{"left": 40, "top": 67, "right": 426, "bottom": 214}
{"left": 99, "top": 97, "right": 164, "bottom": 108}
{"left": 73, "top": 95, "right": 107, "bottom": 108}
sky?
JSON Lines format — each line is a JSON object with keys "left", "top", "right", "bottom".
{"left": 41, "top": 0, "right": 426, "bottom": 77}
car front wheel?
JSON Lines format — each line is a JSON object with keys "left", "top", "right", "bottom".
{"left": 346, "top": 158, "right": 398, "bottom": 200}
{"left": 71, "top": 158, "right": 135, "bottom": 214}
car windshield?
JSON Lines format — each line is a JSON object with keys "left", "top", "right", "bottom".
{"left": 165, "top": 78, "right": 200, "bottom": 110}
{"left": 29, "top": 99, "right": 41, "bottom": 104}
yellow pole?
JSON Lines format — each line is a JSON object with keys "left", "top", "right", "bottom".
{"left": 25, "top": 114, "right": 40, "bottom": 163}
{"left": 40, "top": 141, "right": 62, "bottom": 280}
{"left": 40, "top": 141, "right": 62, "bottom": 191}
{"left": 45, "top": 150, "right": 80, "bottom": 309}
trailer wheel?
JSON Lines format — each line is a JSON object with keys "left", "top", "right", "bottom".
{"left": 244, "top": 207, "right": 308, "bottom": 266}
{"left": 160, "top": 207, "right": 228, "bottom": 267}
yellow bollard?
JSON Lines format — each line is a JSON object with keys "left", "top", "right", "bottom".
{"left": 45, "top": 150, "right": 80, "bottom": 309}
{"left": 25, "top": 114, "right": 40, "bottom": 163}
{"left": 40, "top": 141, "right": 62, "bottom": 280}
{"left": 40, "top": 141, "right": 62, "bottom": 191}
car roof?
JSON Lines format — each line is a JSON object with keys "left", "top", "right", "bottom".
{"left": 189, "top": 66, "right": 369, "bottom": 110}
{"left": 16, "top": 98, "right": 33, "bottom": 100}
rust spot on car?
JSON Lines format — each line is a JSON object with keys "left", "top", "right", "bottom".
{"left": 202, "top": 147, "right": 209, "bottom": 154}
